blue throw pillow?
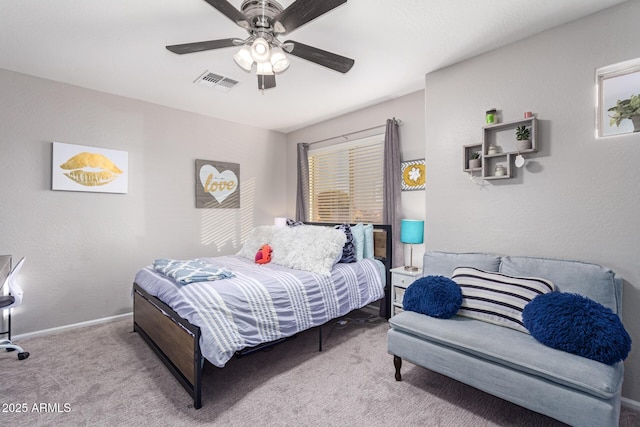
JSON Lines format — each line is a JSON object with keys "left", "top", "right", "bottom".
{"left": 403, "top": 276, "right": 462, "bottom": 319}
{"left": 523, "top": 292, "right": 631, "bottom": 365}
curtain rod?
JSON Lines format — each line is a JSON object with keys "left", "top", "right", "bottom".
{"left": 307, "top": 119, "right": 402, "bottom": 146}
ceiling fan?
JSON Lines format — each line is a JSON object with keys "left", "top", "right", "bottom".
{"left": 166, "top": 0, "right": 355, "bottom": 90}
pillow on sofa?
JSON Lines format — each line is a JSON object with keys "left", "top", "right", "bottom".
{"left": 403, "top": 276, "right": 462, "bottom": 319}
{"left": 523, "top": 292, "right": 631, "bottom": 365}
{"left": 452, "top": 267, "right": 555, "bottom": 333}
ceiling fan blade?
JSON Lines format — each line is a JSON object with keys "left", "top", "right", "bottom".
{"left": 166, "top": 38, "right": 239, "bottom": 55}
{"left": 273, "top": 0, "right": 347, "bottom": 34}
{"left": 258, "top": 74, "right": 276, "bottom": 90}
{"left": 284, "top": 40, "right": 354, "bottom": 73}
{"left": 202, "top": 0, "right": 249, "bottom": 29}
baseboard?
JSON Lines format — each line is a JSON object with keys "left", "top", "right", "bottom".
{"left": 13, "top": 312, "right": 133, "bottom": 341}
{"left": 622, "top": 397, "right": 640, "bottom": 411}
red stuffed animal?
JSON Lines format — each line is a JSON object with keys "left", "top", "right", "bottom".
{"left": 255, "top": 244, "right": 272, "bottom": 264}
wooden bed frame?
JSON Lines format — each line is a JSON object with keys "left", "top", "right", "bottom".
{"left": 133, "top": 223, "right": 392, "bottom": 409}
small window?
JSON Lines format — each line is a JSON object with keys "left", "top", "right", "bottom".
{"left": 308, "top": 134, "right": 384, "bottom": 223}
{"left": 596, "top": 57, "right": 640, "bottom": 138}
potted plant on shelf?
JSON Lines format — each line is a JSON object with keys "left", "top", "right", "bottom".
{"left": 469, "top": 151, "right": 481, "bottom": 169}
{"left": 515, "top": 125, "right": 532, "bottom": 151}
{"left": 608, "top": 94, "right": 640, "bottom": 132}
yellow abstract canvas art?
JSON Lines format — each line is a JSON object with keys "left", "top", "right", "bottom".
{"left": 401, "top": 159, "right": 425, "bottom": 191}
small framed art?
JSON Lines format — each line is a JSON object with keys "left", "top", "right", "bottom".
{"left": 401, "top": 159, "right": 425, "bottom": 191}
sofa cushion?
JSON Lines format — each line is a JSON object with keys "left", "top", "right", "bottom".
{"left": 389, "top": 311, "right": 623, "bottom": 399}
{"left": 423, "top": 251, "right": 501, "bottom": 277}
{"left": 499, "top": 256, "right": 619, "bottom": 313}
{"left": 403, "top": 276, "right": 462, "bottom": 319}
{"left": 452, "top": 267, "right": 555, "bottom": 333}
{"left": 523, "top": 292, "right": 631, "bottom": 365}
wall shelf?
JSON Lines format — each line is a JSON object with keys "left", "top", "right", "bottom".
{"left": 463, "top": 117, "right": 538, "bottom": 180}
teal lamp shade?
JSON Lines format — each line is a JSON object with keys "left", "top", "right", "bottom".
{"left": 401, "top": 219, "right": 424, "bottom": 271}
{"left": 401, "top": 220, "right": 424, "bottom": 244}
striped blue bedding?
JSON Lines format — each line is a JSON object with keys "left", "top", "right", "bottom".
{"left": 134, "top": 255, "right": 385, "bottom": 367}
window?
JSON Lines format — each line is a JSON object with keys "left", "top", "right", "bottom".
{"left": 308, "top": 134, "right": 384, "bottom": 223}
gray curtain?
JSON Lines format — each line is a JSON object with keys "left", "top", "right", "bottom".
{"left": 383, "top": 118, "right": 402, "bottom": 268}
{"left": 296, "top": 143, "right": 310, "bottom": 222}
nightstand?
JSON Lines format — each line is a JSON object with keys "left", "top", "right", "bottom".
{"left": 390, "top": 267, "right": 422, "bottom": 316}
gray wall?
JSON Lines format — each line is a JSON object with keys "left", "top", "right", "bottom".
{"left": 0, "top": 68, "right": 288, "bottom": 335}
{"left": 424, "top": 1, "right": 640, "bottom": 401}
{"left": 286, "top": 90, "right": 427, "bottom": 267}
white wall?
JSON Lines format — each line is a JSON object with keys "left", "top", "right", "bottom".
{"left": 285, "top": 90, "right": 426, "bottom": 268}
{"left": 0, "top": 68, "right": 287, "bottom": 335}
{"left": 424, "top": 1, "right": 640, "bottom": 401}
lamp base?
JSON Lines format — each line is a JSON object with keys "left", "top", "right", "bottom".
{"left": 404, "top": 265, "right": 419, "bottom": 272}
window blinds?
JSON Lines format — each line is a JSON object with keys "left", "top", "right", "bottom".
{"left": 308, "top": 135, "right": 384, "bottom": 223}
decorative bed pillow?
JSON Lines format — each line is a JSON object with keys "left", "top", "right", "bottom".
{"left": 335, "top": 224, "right": 357, "bottom": 263}
{"left": 286, "top": 218, "right": 303, "bottom": 227}
{"left": 270, "top": 225, "right": 346, "bottom": 275}
{"left": 523, "top": 292, "right": 631, "bottom": 365}
{"left": 363, "top": 223, "right": 374, "bottom": 259}
{"left": 350, "top": 223, "right": 365, "bottom": 261}
{"left": 237, "top": 226, "right": 278, "bottom": 260}
{"left": 451, "top": 267, "right": 555, "bottom": 333}
{"left": 403, "top": 276, "right": 462, "bottom": 319}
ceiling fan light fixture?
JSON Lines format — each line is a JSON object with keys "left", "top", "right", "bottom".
{"left": 233, "top": 45, "right": 253, "bottom": 71}
{"left": 168, "top": 0, "right": 355, "bottom": 91}
{"left": 256, "top": 61, "right": 274, "bottom": 76}
{"left": 250, "top": 37, "right": 271, "bottom": 62}
{"left": 270, "top": 46, "right": 290, "bottom": 73}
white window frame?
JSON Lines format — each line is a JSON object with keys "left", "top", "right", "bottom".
{"left": 307, "top": 134, "right": 384, "bottom": 224}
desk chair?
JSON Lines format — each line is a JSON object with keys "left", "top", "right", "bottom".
{"left": 1, "top": 257, "right": 29, "bottom": 360}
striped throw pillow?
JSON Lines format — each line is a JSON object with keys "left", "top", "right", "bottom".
{"left": 451, "top": 267, "right": 555, "bottom": 333}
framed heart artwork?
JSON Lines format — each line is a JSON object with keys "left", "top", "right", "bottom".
{"left": 195, "top": 159, "right": 240, "bottom": 208}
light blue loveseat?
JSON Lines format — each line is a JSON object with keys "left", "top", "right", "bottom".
{"left": 387, "top": 251, "right": 625, "bottom": 427}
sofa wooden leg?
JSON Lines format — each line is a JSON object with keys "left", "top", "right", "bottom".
{"left": 394, "top": 355, "right": 402, "bottom": 381}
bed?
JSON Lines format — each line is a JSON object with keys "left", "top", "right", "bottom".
{"left": 132, "top": 222, "right": 392, "bottom": 409}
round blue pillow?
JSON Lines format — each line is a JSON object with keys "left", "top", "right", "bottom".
{"left": 403, "top": 275, "right": 462, "bottom": 319}
{"left": 523, "top": 292, "right": 631, "bottom": 365}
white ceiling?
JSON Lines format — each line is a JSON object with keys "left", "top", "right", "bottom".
{"left": 0, "top": 0, "right": 627, "bottom": 133}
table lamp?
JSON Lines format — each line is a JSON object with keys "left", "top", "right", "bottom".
{"left": 401, "top": 219, "right": 424, "bottom": 272}
{"left": 274, "top": 217, "right": 287, "bottom": 227}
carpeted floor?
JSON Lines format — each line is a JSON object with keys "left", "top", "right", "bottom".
{"left": 2, "top": 315, "right": 639, "bottom": 426}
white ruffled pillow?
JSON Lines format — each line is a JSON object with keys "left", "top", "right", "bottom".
{"left": 238, "top": 224, "right": 346, "bottom": 275}
{"left": 237, "top": 226, "right": 278, "bottom": 260}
